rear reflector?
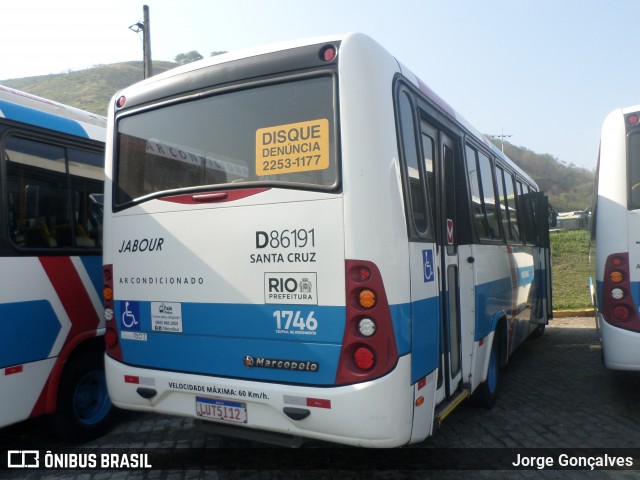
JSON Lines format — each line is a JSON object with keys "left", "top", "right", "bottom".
{"left": 5, "top": 365, "right": 23, "bottom": 375}
{"left": 306, "top": 398, "right": 331, "bottom": 409}
{"left": 284, "top": 395, "right": 332, "bottom": 409}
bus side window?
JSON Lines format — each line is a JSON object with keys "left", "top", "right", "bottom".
{"left": 495, "top": 166, "right": 521, "bottom": 242}
{"left": 68, "top": 148, "right": 103, "bottom": 248}
{"left": 504, "top": 170, "right": 521, "bottom": 242}
{"left": 397, "top": 91, "right": 430, "bottom": 239}
{"left": 419, "top": 121, "right": 437, "bottom": 242}
{"left": 4, "top": 136, "right": 102, "bottom": 250}
{"left": 518, "top": 181, "right": 537, "bottom": 245}
{"left": 477, "top": 151, "right": 501, "bottom": 239}
{"left": 5, "top": 137, "right": 66, "bottom": 248}
{"left": 465, "top": 144, "right": 491, "bottom": 239}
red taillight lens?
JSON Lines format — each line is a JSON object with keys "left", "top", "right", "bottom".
{"left": 358, "top": 267, "right": 371, "bottom": 281}
{"left": 613, "top": 305, "right": 630, "bottom": 321}
{"left": 354, "top": 346, "right": 375, "bottom": 370}
{"left": 320, "top": 45, "right": 337, "bottom": 62}
{"left": 627, "top": 114, "right": 640, "bottom": 125}
{"left": 105, "top": 328, "right": 119, "bottom": 348}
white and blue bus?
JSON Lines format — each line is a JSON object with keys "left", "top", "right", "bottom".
{"left": 593, "top": 105, "right": 640, "bottom": 370}
{"left": 103, "top": 33, "right": 552, "bottom": 447}
{"left": 0, "top": 85, "right": 112, "bottom": 440}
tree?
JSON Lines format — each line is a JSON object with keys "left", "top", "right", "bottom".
{"left": 210, "top": 51, "right": 227, "bottom": 57}
{"left": 174, "top": 51, "right": 204, "bottom": 65}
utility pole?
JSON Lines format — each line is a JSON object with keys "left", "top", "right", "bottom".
{"left": 489, "top": 130, "right": 512, "bottom": 153}
{"left": 129, "top": 5, "right": 153, "bottom": 79}
{"left": 142, "top": 5, "right": 152, "bottom": 79}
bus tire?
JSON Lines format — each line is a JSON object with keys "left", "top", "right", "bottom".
{"left": 49, "top": 352, "right": 114, "bottom": 442}
{"left": 470, "top": 335, "right": 500, "bottom": 409}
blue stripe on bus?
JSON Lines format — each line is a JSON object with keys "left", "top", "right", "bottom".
{"left": 78, "top": 255, "right": 103, "bottom": 297}
{"left": 475, "top": 276, "right": 513, "bottom": 341}
{"left": 0, "top": 100, "right": 89, "bottom": 138}
{"left": 410, "top": 296, "right": 440, "bottom": 384}
{"left": 475, "top": 268, "right": 544, "bottom": 342}
{"left": 116, "top": 299, "right": 415, "bottom": 385}
{"left": 620, "top": 279, "right": 640, "bottom": 318}
{"left": 389, "top": 302, "right": 411, "bottom": 356}
{"left": 116, "top": 301, "right": 346, "bottom": 385}
{"left": 115, "top": 270, "right": 537, "bottom": 385}
{"left": 0, "top": 300, "right": 61, "bottom": 368}
{"left": 517, "top": 265, "right": 535, "bottom": 286}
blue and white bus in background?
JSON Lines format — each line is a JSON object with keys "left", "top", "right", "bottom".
{"left": 593, "top": 105, "right": 640, "bottom": 370}
{"left": 103, "top": 33, "right": 552, "bottom": 447}
{"left": 0, "top": 85, "right": 112, "bottom": 440}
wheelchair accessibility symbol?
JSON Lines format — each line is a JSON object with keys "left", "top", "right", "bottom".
{"left": 120, "top": 300, "right": 140, "bottom": 330}
{"left": 422, "top": 249, "right": 434, "bottom": 283}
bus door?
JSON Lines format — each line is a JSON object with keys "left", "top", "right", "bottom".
{"left": 532, "top": 192, "right": 553, "bottom": 318}
{"left": 435, "top": 131, "right": 464, "bottom": 401}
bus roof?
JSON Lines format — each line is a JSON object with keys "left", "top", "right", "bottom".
{"left": 0, "top": 85, "right": 106, "bottom": 141}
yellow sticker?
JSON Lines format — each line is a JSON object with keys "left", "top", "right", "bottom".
{"left": 256, "top": 119, "right": 329, "bottom": 176}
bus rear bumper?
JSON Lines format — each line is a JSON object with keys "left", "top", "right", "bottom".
{"left": 105, "top": 355, "right": 418, "bottom": 447}
{"left": 599, "top": 315, "right": 640, "bottom": 370}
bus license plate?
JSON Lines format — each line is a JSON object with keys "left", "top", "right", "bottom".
{"left": 195, "top": 396, "right": 247, "bottom": 423}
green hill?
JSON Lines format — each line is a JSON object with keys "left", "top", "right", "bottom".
{"left": 1, "top": 61, "right": 177, "bottom": 116}
{"left": 495, "top": 141, "right": 595, "bottom": 212}
{"left": 0, "top": 63, "right": 595, "bottom": 209}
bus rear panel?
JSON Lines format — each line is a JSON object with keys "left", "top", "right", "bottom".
{"left": 104, "top": 33, "right": 551, "bottom": 446}
{"left": 595, "top": 105, "right": 640, "bottom": 370}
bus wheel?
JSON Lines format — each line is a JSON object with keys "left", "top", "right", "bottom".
{"left": 50, "top": 352, "right": 114, "bottom": 441}
{"left": 470, "top": 336, "right": 499, "bottom": 408}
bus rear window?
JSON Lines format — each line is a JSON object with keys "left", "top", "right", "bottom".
{"left": 114, "top": 76, "right": 337, "bottom": 207}
{"left": 629, "top": 131, "right": 640, "bottom": 209}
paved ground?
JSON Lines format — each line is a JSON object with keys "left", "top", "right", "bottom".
{"left": 2, "top": 317, "right": 640, "bottom": 479}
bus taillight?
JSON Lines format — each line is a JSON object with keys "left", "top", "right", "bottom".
{"left": 103, "top": 264, "right": 123, "bottom": 360}
{"left": 105, "top": 328, "right": 119, "bottom": 348}
{"left": 336, "top": 260, "right": 398, "bottom": 385}
{"left": 602, "top": 253, "right": 640, "bottom": 331}
{"left": 320, "top": 44, "right": 337, "bottom": 63}
{"left": 613, "top": 305, "right": 630, "bottom": 321}
{"left": 354, "top": 346, "right": 375, "bottom": 370}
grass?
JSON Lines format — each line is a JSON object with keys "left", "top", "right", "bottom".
{"left": 550, "top": 229, "right": 594, "bottom": 310}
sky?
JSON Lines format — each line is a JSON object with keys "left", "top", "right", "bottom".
{"left": 0, "top": 0, "right": 638, "bottom": 170}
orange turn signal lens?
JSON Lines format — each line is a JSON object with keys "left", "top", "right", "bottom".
{"left": 358, "top": 289, "right": 376, "bottom": 309}
{"left": 103, "top": 287, "right": 113, "bottom": 301}
{"left": 610, "top": 271, "right": 624, "bottom": 283}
